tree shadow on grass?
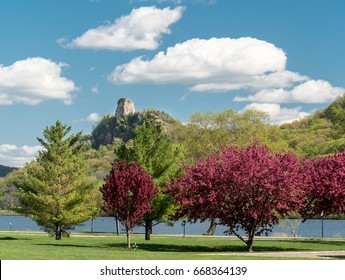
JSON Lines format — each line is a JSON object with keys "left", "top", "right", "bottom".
{"left": 36, "top": 243, "right": 104, "bottom": 249}
{"left": 103, "top": 242, "right": 299, "bottom": 253}
{"left": 0, "top": 236, "right": 31, "bottom": 241}
{"left": 320, "top": 254, "right": 345, "bottom": 259}
{"left": 35, "top": 238, "right": 345, "bottom": 254}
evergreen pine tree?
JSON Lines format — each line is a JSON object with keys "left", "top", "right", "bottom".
{"left": 15, "top": 121, "right": 98, "bottom": 240}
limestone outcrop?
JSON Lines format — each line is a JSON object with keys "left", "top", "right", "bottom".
{"left": 115, "top": 98, "right": 135, "bottom": 118}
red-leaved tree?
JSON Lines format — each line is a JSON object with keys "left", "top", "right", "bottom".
{"left": 300, "top": 151, "right": 345, "bottom": 219}
{"left": 100, "top": 160, "right": 157, "bottom": 248}
{"left": 217, "top": 144, "right": 302, "bottom": 251}
{"left": 168, "top": 154, "right": 220, "bottom": 222}
{"left": 169, "top": 143, "right": 302, "bottom": 252}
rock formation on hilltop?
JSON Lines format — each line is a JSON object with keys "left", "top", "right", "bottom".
{"left": 91, "top": 98, "right": 179, "bottom": 149}
{"left": 115, "top": 98, "right": 135, "bottom": 118}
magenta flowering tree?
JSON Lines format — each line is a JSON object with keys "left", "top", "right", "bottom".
{"left": 301, "top": 151, "right": 345, "bottom": 219}
{"left": 216, "top": 144, "right": 302, "bottom": 251}
{"left": 100, "top": 160, "right": 157, "bottom": 248}
{"left": 168, "top": 154, "right": 221, "bottom": 222}
{"left": 169, "top": 143, "right": 302, "bottom": 252}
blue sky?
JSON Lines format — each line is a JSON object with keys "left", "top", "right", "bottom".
{"left": 0, "top": 0, "right": 344, "bottom": 167}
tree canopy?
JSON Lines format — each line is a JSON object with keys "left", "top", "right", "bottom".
{"left": 15, "top": 121, "right": 98, "bottom": 240}
{"left": 116, "top": 121, "right": 183, "bottom": 240}
{"left": 300, "top": 151, "right": 345, "bottom": 219}
{"left": 100, "top": 160, "right": 157, "bottom": 248}
{"left": 169, "top": 143, "right": 302, "bottom": 251}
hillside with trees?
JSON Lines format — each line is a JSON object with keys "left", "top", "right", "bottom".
{"left": 90, "top": 109, "right": 180, "bottom": 149}
{"left": 280, "top": 95, "right": 345, "bottom": 156}
{"left": 0, "top": 95, "right": 344, "bottom": 244}
{"left": 0, "top": 164, "right": 17, "bottom": 178}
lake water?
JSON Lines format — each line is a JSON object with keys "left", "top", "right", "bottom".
{"left": 1, "top": 215, "right": 345, "bottom": 238}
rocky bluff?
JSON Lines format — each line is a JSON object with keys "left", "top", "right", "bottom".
{"left": 115, "top": 98, "right": 135, "bottom": 118}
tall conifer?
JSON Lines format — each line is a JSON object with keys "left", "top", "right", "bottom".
{"left": 16, "top": 121, "right": 98, "bottom": 240}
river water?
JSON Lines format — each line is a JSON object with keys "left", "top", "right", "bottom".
{"left": 1, "top": 215, "right": 345, "bottom": 238}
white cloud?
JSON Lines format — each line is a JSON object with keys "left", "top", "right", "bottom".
{"left": 190, "top": 71, "right": 308, "bottom": 92}
{"left": 109, "top": 37, "right": 296, "bottom": 88}
{"left": 108, "top": 35, "right": 343, "bottom": 126}
{"left": 0, "top": 57, "right": 77, "bottom": 105}
{"left": 242, "top": 103, "right": 310, "bottom": 124}
{"left": 131, "top": 0, "right": 215, "bottom": 4}
{"left": 86, "top": 113, "right": 101, "bottom": 122}
{"left": 0, "top": 144, "right": 42, "bottom": 167}
{"left": 235, "top": 80, "right": 344, "bottom": 104}
{"left": 91, "top": 85, "right": 99, "bottom": 94}
{"left": 65, "top": 6, "right": 184, "bottom": 51}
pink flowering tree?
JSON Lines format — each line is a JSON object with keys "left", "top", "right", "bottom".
{"left": 300, "top": 151, "right": 345, "bottom": 219}
{"left": 100, "top": 161, "right": 157, "bottom": 248}
{"left": 169, "top": 143, "right": 302, "bottom": 252}
{"left": 168, "top": 154, "right": 221, "bottom": 222}
{"left": 216, "top": 144, "right": 302, "bottom": 251}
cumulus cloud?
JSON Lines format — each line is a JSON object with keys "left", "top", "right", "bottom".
{"left": 131, "top": 0, "right": 215, "bottom": 4}
{"left": 65, "top": 6, "right": 184, "bottom": 51}
{"left": 0, "top": 57, "right": 77, "bottom": 105}
{"left": 242, "top": 103, "right": 310, "bottom": 124}
{"left": 85, "top": 113, "right": 101, "bottom": 122}
{"left": 0, "top": 144, "right": 42, "bottom": 167}
{"left": 191, "top": 71, "right": 308, "bottom": 92}
{"left": 235, "top": 79, "right": 344, "bottom": 104}
{"left": 109, "top": 37, "right": 302, "bottom": 89}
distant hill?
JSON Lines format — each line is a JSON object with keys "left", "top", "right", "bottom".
{"left": 91, "top": 109, "right": 180, "bottom": 149}
{"left": 0, "top": 164, "right": 18, "bottom": 177}
{"left": 280, "top": 94, "right": 345, "bottom": 156}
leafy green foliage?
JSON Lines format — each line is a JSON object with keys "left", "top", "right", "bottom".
{"left": 15, "top": 121, "right": 98, "bottom": 240}
{"left": 116, "top": 121, "right": 184, "bottom": 239}
{"left": 322, "top": 94, "right": 345, "bottom": 129}
{"left": 117, "top": 121, "right": 182, "bottom": 185}
{"left": 0, "top": 168, "right": 25, "bottom": 210}
{"left": 280, "top": 95, "right": 345, "bottom": 157}
{"left": 172, "top": 108, "right": 289, "bottom": 161}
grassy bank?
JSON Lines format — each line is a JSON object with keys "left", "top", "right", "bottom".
{"left": 1, "top": 231, "right": 345, "bottom": 260}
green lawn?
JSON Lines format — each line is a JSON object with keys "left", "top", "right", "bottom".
{"left": 1, "top": 231, "right": 345, "bottom": 260}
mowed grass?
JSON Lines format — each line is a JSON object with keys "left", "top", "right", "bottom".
{"left": 1, "top": 231, "right": 345, "bottom": 260}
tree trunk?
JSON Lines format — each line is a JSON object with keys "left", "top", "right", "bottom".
{"left": 145, "top": 220, "right": 152, "bottom": 240}
{"left": 203, "top": 218, "right": 217, "bottom": 235}
{"left": 55, "top": 224, "right": 62, "bottom": 240}
{"left": 126, "top": 227, "right": 131, "bottom": 249}
{"left": 246, "top": 236, "right": 254, "bottom": 252}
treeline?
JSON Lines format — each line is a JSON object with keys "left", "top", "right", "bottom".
{"left": 0, "top": 95, "right": 344, "bottom": 250}
{"left": 0, "top": 95, "right": 344, "bottom": 211}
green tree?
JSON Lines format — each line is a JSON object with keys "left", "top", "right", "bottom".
{"left": 15, "top": 121, "right": 98, "bottom": 240}
{"left": 117, "top": 121, "right": 183, "bottom": 240}
{"left": 173, "top": 108, "right": 287, "bottom": 161}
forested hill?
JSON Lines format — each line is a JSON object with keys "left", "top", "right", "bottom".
{"left": 280, "top": 95, "right": 345, "bottom": 156}
{"left": 90, "top": 108, "right": 180, "bottom": 149}
{"left": 89, "top": 95, "right": 345, "bottom": 156}
{"left": 0, "top": 164, "right": 18, "bottom": 177}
